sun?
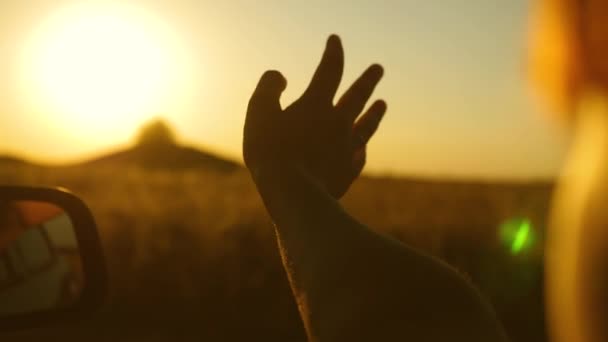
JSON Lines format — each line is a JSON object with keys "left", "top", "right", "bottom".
{"left": 21, "top": 4, "right": 179, "bottom": 139}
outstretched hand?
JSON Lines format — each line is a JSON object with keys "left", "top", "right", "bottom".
{"left": 244, "top": 35, "right": 386, "bottom": 198}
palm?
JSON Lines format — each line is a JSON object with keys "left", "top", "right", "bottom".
{"left": 244, "top": 35, "right": 386, "bottom": 198}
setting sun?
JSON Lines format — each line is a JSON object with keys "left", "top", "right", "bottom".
{"left": 20, "top": 4, "right": 182, "bottom": 139}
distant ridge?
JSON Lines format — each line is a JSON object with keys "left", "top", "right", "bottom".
{"left": 0, "top": 120, "right": 556, "bottom": 182}
{"left": 0, "top": 119, "right": 240, "bottom": 172}
{"left": 81, "top": 119, "right": 240, "bottom": 171}
{"left": 79, "top": 143, "right": 240, "bottom": 172}
{"left": 0, "top": 144, "right": 240, "bottom": 172}
{"left": 0, "top": 155, "right": 33, "bottom": 166}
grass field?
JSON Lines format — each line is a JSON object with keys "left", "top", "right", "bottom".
{"left": 1, "top": 163, "right": 553, "bottom": 341}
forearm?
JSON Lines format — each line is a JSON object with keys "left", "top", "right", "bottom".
{"left": 251, "top": 162, "right": 366, "bottom": 301}
{"left": 251, "top": 163, "right": 508, "bottom": 341}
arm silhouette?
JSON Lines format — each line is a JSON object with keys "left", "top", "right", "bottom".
{"left": 243, "top": 35, "right": 509, "bottom": 341}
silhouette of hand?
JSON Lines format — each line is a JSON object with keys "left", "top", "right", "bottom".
{"left": 244, "top": 35, "right": 386, "bottom": 198}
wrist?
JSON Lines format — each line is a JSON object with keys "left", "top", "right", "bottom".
{"left": 247, "top": 160, "right": 288, "bottom": 184}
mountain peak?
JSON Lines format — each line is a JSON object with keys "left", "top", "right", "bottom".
{"left": 74, "top": 118, "right": 240, "bottom": 172}
{"left": 136, "top": 118, "right": 177, "bottom": 147}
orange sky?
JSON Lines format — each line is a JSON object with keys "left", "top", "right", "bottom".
{"left": 0, "top": 0, "right": 568, "bottom": 180}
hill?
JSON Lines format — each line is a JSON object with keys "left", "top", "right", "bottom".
{"left": 0, "top": 155, "right": 30, "bottom": 166}
{"left": 83, "top": 119, "right": 239, "bottom": 171}
{"left": 0, "top": 119, "right": 240, "bottom": 172}
{"left": 79, "top": 143, "right": 239, "bottom": 172}
{"left": 0, "top": 143, "right": 240, "bottom": 172}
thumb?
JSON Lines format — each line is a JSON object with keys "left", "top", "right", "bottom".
{"left": 244, "top": 70, "right": 287, "bottom": 168}
{"left": 247, "top": 70, "right": 287, "bottom": 119}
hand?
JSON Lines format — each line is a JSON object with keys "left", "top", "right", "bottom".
{"left": 244, "top": 35, "right": 386, "bottom": 198}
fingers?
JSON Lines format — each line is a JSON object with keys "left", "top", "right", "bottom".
{"left": 352, "top": 100, "right": 387, "bottom": 149}
{"left": 247, "top": 70, "right": 287, "bottom": 118}
{"left": 337, "top": 64, "right": 384, "bottom": 122}
{"left": 302, "top": 34, "right": 344, "bottom": 103}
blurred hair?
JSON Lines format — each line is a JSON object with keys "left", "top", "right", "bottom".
{"left": 528, "top": 0, "right": 584, "bottom": 118}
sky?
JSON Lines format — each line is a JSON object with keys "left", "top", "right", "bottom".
{"left": 0, "top": 0, "right": 569, "bottom": 180}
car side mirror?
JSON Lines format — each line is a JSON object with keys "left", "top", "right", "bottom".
{"left": 0, "top": 186, "right": 106, "bottom": 331}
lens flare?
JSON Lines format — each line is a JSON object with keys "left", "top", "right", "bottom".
{"left": 500, "top": 218, "right": 536, "bottom": 255}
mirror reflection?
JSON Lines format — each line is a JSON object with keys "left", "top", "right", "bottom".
{"left": 0, "top": 200, "right": 83, "bottom": 315}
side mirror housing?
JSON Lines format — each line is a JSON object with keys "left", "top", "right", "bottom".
{"left": 0, "top": 186, "right": 106, "bottom": 331}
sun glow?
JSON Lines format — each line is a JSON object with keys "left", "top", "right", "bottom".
{"left": 21, "top": 4, "right": 183, "bottom": 139}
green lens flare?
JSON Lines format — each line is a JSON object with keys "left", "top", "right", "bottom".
{"left": 500, "top": 218, "right": 535, "bottom": 255}
{"left": 511, "top": 221, "right": 530, "bottom": 254}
